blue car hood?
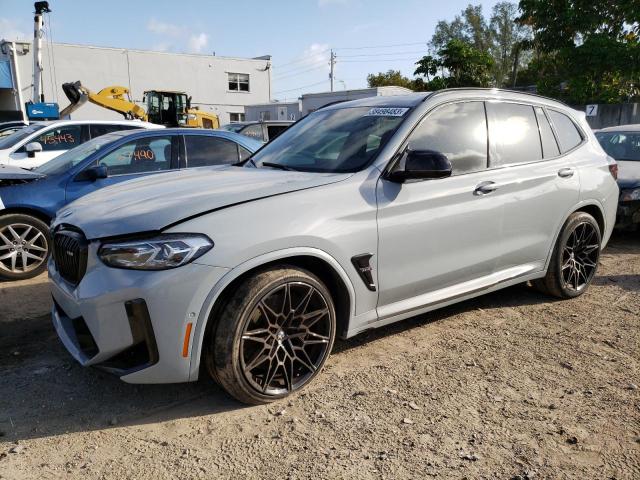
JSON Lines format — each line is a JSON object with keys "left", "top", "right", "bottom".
{"left": 54, "top": 166, "right": 350, "bottom": 239}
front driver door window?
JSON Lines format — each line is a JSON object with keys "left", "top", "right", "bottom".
{"left": 376, "top": 101, "right": 507, "bottom": 315}
{"left": 65, "top": 136, "right": 175, "bottom": 204}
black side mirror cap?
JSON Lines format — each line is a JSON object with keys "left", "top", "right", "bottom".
{"left": 387, "top": 149, "right": 453, "bottom": 183}
{"left": 75, "top": 165, "right": 108, "bottom": 182}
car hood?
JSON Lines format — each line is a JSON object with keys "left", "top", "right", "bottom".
{"left": 54, "top": 166, "right": 351, "bottom": 239}
{"left": 0, "top": 164, "right": 44, "bottom": 185}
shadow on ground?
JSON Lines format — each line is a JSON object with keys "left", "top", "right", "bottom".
{"left": 0, "top": 232, "right": 637, "bottom": 442}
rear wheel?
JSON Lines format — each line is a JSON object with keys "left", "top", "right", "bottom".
{"left": 0, "top": 214, "right": 50, "bottom": 281}
{"left": 535, "top": 212, "right": 601, "bottom": 298}
{"left": 209, "top": 267, "right": 336, "bottom": 404}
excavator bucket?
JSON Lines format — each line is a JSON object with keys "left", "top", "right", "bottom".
{"left": 59, "top": 81, "right": 89, "bottom": 118}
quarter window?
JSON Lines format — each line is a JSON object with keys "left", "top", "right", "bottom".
{"left": 408, "top": 101, "right": 488, "bottom": 175}
{"left": 228, "top": 73, "right": 250, "bottom": 92}
{"left": 184, "top": 135, "right": 240, "bottom": 168}
{"left": 487, "top": 102, "right": 542, "bottom": 166}
{"left": 97, "top": 136, "right": 173, "bottom": 175}
{"left": 35, "top": 125, "right": 82, "bottom": 152}
{"left": 534, "top": 107, "right": 560, "bottom": 158}
{"left": 547, "top": 110, "right": 583, "bottom": 153}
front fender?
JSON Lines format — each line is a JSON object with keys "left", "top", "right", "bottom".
{"left": 188, "top": 246, "right": 357, "bottom": 381}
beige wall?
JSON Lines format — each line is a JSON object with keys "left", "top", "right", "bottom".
{"left": 4, "top": 42, "right": 271, "bottom": 124}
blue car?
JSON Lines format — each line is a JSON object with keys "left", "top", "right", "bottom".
{"left": 0, "top": 128, "right": 261, "bottom": 280}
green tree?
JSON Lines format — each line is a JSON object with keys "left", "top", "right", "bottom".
{"left": 518, "top": 0, "right": 640, "bottom": 103}
{"left": 430, "top": 2, "right": 531, "bottom": 87}
{"left": 366, "top": 70, "right": 415, "bottom": 89}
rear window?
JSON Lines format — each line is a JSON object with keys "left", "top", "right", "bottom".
{"left": 595, "top": 131, "right": 640, "bottom": 162}
{"left": 548, "top": 110, "right": 583, "bottom": 153}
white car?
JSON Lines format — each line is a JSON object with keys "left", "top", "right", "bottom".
{"left": 49, "top": 89, "right": 618, "bottom": 404}
{"left": 0, "top": 119, "right": 162, "bottom": 169}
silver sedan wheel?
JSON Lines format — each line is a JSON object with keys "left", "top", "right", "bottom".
{"left": 0, "top": 223, "right": 49, "bottom": 274}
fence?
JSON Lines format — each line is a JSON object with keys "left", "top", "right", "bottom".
{"left": 572, "top": 103, "right": 640, "bottom": 129}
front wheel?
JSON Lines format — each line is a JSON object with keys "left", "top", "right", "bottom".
{"left": 534, "top": 212, "right": 601, "bottom": 298}
{"left": 209, "top": 267, "right": 336, "bottom": 404}
{"left": 0, "top": 214, "right": 51, "bottom": 281}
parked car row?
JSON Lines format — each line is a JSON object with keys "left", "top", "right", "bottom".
{"left": 0, "top": 128, "right": 261, "bottom": 280}
{"left": 26, "top": 88, "right": 618, "bottom": 405}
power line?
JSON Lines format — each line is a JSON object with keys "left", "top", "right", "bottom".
{"left": 338, "top": 49, "right": 428, "bottom": 58}
{"left": 339, "top": 57, "right": 421, "bottom": 63}
{"left": 273, "top": 63, "right": 327, "bottom": 81}
{"left": 335, "top": 41, "right": 427, "bottom": 51}
{"left": 273, "top": 80, "right": 327, "bottom": 95}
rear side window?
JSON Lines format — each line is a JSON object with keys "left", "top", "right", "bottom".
{"left": 35, "top": 125, "right": 83, "bottom": 152}
{"left": 90, "top": 124, "right": 137, "bottom": 138}
{"left": 184, "top": 135, "right": 239, "bottom": 168}
{"left": 408, "top": 101, "right": 488, "bottom": 175}
{"left": 487, "top": 102, "right": 542, "bottom": 166}
{"left": 534, "top": 107, "right": 560, "bottom": 158}
{"left": 548, "top": 110, "right": 583, "bottom": 153}
{"left": 240, "top": 124, "right": 264, "bottom": 141}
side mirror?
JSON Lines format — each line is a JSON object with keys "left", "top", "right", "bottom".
{"left": 387, "top": 149, "right": 452, "bottom": 183}
{"left": 76, "top": 165, "right": 108, "bottom": 182}
{"left": 25, "top": 142, "right": 43, "bottom": 158}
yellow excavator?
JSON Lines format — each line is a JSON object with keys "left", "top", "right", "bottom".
{"left": 59, "top": 81, "right": 219, "bottom": 129}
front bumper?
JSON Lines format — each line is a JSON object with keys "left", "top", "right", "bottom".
{"left": 49, "top": 245, "right": 229, "bottom": 384}
{"left": 615, "top": 200, "right": 640, "bottom": 229}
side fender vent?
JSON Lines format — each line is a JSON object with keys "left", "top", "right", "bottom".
{"left": 351, "top": 253, "right": 376, "bottom": 292}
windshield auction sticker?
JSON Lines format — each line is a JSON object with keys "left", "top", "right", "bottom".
{"left": 366, "top": 107, "right": 410, "bottom": 117}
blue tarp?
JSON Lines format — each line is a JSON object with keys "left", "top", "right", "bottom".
{"left": 0, "top": 60, "right": 13, "bottom": 89}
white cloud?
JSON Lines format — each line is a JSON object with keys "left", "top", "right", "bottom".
{"left": 0, "top": 18, "right": 29, "bottom": 42}
{"left": 188, "top": 33, "right": 208, "bottom": 54}
{"left": 147, "top": 19, "right": 184, "bottom": 38}
{"left": 146, "top": 18, "right": 208, "bottom": 54}
{"left": 303, "top": 43, "right": 330, "bottom": 67}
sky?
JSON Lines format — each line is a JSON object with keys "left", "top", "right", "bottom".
{"left": 1, "top": 0, "right": 502, "bottom": 101}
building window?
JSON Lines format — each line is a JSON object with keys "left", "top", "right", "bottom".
{"left": 228, "top": 73, "right": 250, "bottom": 92}
{"left": 229, "top": 113, "right": 245, "bottom": 122}
{"left": 260, "top": 111, "right": 271, "bottom": 121}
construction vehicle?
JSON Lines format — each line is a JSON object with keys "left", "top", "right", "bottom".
{"left": 60, "top": 81, "right": 219, "bottom": 129}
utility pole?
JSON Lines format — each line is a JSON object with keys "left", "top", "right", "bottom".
{"left": 329, "top": 49, "right": 336, "bottom": 92}
{"left": 32, "top": 1, "right": 51, "bottom": 103}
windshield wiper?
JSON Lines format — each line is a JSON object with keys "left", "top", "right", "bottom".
{"left": 261, "top": 161, "right": 297, "bottom": 171}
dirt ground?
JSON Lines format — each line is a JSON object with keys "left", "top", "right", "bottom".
{"left": 0, "top": 233, "right": 638, "bottom": 480}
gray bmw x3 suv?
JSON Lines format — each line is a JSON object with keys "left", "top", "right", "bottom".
{"left": 49, "top": 89, "right": 618, "bottom": 404}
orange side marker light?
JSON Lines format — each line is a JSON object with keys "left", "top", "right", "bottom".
{"left": 182, "top": 322, "right": 193, "bottom": 358}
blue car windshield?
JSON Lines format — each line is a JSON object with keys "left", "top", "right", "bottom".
{"left": 0, "top": 124, "right": 45, "bottom": 150}
{"left": 35, "top": 134, "right": 117, "bottom": 175}
{"left": 248, "top": 107, "right": 407, "bottom": 173}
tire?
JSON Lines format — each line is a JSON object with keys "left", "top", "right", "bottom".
{"left": 535, "top": 212, "right": 601, "bottom": 299}
{"left": 0, "top": 214, "right": 51, "bottom": 281}
{"left": 209, "top": 266, "right": 336, "bottom": 405}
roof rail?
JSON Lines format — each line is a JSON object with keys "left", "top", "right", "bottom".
{"left": 423, "top": 87, "right": 570, "bottom": 107}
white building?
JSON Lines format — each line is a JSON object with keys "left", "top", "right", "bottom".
{"left": 0, "top": 41, "right": 272, "bottom": 124}
{"left": 244, "top": 101, "right": 301, "bottom": 122}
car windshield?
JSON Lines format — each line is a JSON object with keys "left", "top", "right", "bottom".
{"left": 248, "top": 107, "right": 407, "bottom": 173}
{"left": 34, "top": 134, "right": 117, "bottom": 175}
{"left": 0, "top": 124, "right": 45, "bottom": 150}
{"left": 596, "top": 131, "right": 640, "bottom": 162}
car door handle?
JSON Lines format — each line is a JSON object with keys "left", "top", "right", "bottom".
{"left": 558, "top": 167, "right": 575, "bottom": 178}
{"left": 474, "top": 181, "right": 498, "bottom": 195}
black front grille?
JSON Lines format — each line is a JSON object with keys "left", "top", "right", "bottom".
{"left": 53, "top": 228, "right": 88, "bottom": 285}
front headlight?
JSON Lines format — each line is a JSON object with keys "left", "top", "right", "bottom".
{"left": 621, "top": 188, "right": 640, "bottom": 202}
{"left": 98, "top": 233, "right": 213, "bottom": 270}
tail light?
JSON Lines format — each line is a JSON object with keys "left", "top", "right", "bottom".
{"left": 608, "top": 163, "right": 618, "bottom": 180}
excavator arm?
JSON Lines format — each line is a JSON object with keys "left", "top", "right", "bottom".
{"left": 60, "top": 81, "right": 147, "bottom": 120}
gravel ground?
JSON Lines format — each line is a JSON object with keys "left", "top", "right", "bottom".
{"left": 0, "top": 233, "right": 638, "bottom": 480}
